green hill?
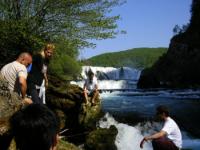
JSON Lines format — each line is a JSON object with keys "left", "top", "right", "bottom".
{"left": 83, "top": 47, "right": 167, "bottom": 69}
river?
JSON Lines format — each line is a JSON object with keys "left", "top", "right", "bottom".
{"left": 72, "top": 66, "right": 200, "bottom": 150}
{"left": 99, "top": 89, "right": 200, "bottom": 150}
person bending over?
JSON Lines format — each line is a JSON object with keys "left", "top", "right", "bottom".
{"left": 27, "top": 43, "right": 55, "bottom": 104}
{"left": 0, "top": 52, "right": 32, "bottom": 104}
{"left": 10, "top": 104, "right": 60, "bottom": 150}
{"left": 140, "top": 105, "right": 182, "bottom": 150}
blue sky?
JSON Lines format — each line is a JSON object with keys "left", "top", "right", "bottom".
{"left": 80, "top": 0, "right": 192, "bottom": 59}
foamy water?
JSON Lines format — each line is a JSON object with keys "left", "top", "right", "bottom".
{"left": 98, "top": 113, "right": 200, "bottom": 150}
{"left": 98, "top": 113, "right": 153, "bottom": 150}
{"left": 71, "top": 66, "right": 200, "bottom": 149}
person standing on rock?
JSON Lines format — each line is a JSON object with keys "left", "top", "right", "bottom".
{"left": 83, "top": 69, "right": 99, "bottom": 106}
{"left": 140, "top": 105, "right": 182, "bottom": 150}
{"left": 27, "top": 43, "right": 55, "bottom": 104}
{"left": 0, "top": 52, "right": 33, "bottom": 104}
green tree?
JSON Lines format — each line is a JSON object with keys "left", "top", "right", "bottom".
{"left": 0, "top": 0, "right": 125, "bottom": 78}
{"left": 0, "top": 0, "right": 124, "bottom": 49}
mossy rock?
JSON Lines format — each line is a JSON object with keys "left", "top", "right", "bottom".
{"left": 8, "top": 139, "right": 80, "bottom": 150}
{"left": 0, "top": 77, "right": 22, "bottom": 135}
{"left": 47, "top": 75, "right": 83, "bottom": 103}
{"left": 79, "top": 101, "right": 103, "bottom": 129}
{"left": 0, "top": 76, "right": 23, "bottom": 149}
{"left": 57, "top": 139, "right": 81, "bottom": 150}
{"left": 85, "top": 125, "right": 118, "bottom": 150}
{"left": 47, "top": 97, "right": 76, "bottom": 110}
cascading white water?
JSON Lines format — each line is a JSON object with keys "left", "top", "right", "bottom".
{"left": 81, "top": 66, "right": 141, "bottom": 80}
{"left": 98, "top": 113, "right": 200, "bottom": 150}
{"left": 71, "top": 66, "right": 141, "bottom": 90}
{"left": 98, "top": 113, "right": 155, "bottom": 150}
{"left": 71, "top": 80, "right": 135, "bottom": 90}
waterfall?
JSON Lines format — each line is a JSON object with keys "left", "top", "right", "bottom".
{"left": 81, "top": 66, "right": 141, "bottom": 80}
{"left": 71, "top": 66, "right": 141, "bottom": 90}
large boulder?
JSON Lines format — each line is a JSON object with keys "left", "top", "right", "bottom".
{"left": 0, "top": 74, "right": 102, "bottom": 149}
{"left": 85, "top": 125, "right": 118, "bottom": 150}
{"left": 0, "top": 76, "right": 23, "bottom": 150}
{"left": 8, "top": 138, "right": 81, "bottom": 150}
{"left": 46, "top": 75, "right": 102, "bottom": 143}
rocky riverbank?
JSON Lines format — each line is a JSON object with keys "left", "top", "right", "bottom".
{"left": 0, "top": 75, "right": 117, "bottom": 150}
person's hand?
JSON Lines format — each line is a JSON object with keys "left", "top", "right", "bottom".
{"left": 140, "top": 137, "right": 147, "bottom": 149}
{"left": 22, "top": 97, "right": 33, "bottom": 105}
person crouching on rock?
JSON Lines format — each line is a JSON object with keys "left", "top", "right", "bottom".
{"left": 83, "top": 70, "right": 99, "bottom": 106}
{"left": 140, "top": 105, "right": 182, "bottom": 150}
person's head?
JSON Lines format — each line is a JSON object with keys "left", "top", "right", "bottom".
{"left": 10, "top": 104, "right": 60, "bottom": 150}
{"left": 43, "top": 43, "right": 55, "bottom": 59}
{"left": 17, "top": 52, "right": 32, "bottom": 67}
{"left": 156, "top": 105, "right": 170, "bottom": 120}
{"left": 88, "top": 69, "right": 94, "bottom": 80}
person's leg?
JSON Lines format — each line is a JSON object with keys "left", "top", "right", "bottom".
{"left": 152, "top": 137, "right": 179, "bottom": 150}
{"left": 83, "top": 89, "right": 89, "bottom": 104}
{"left": 91, "top": 90, "right": 99, "bottom": 105}
{"left": 30, "top": 87, "right": 42, "bottom": 104}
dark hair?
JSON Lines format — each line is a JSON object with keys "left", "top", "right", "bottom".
{"left": 88, "top": 69, "right": 94, "bottom": 76}
{"left": 156, "top": 105, "right": 169, "bottom": 117}
{"left": 10, "top": 104, "right": 59, "bottom": 150}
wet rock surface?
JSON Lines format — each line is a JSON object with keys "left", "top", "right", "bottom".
{"left": 85, "top": 125, "right": 118, "bottom": 150}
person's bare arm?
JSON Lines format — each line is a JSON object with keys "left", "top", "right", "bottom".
{"left": 44, "top": 73, "right": 48, "bottom": 87}
{"left": 18, "top": 76, "right": 27, "bottom": 98}
{"left": 19, "top": 76, "right": 33, "bottom": 104}
{"left": 83, "top": 82, "right": 87, "bottom": 91}
{"left": 140, "top": 130, "right": 166, "bottom": 148}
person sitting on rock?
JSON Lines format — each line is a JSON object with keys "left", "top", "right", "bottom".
{"left": 0, "top": 52, "right": 33, "bottom": 104}
{"left": 140, "top": 105, "right": 182, "bottom": 150}
{"left": 10, "top": 104, "right": 60, "bottom": 150}
{"left": 83, "top": 69, "right": 99, "bottom": 106}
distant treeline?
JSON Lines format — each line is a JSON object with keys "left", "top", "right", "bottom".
{"left": 83, "top": 48, "right": 167, "bottom": 69}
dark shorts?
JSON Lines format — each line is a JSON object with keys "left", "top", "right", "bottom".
{"left": 88, "top": 90, "right": 95, "bottom": 97}
{"left": 152, "top": 137, "right": 179, "bottom": 150}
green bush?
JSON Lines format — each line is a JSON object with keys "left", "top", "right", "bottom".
{"left": 49, "top": 54, "right": 81, "bottom": 81}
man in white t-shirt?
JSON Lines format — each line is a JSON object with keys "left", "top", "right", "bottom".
{"left": 0, "top": 52, "right": 33, "bottom": 104}
{"left": 83, "top": 70, "right": 99, "bottom": 106}
{"left": 140, "top": 105, "right": 182, "bottom": 150}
